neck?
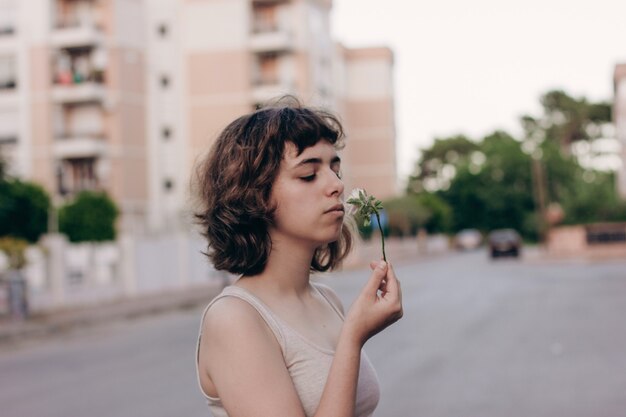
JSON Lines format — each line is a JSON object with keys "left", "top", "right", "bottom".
{"left": 246, "top": 236, "right": 317, "bottom": 296}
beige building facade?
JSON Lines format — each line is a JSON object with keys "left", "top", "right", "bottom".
{"left": 335, "top": 46, "right": 396, "bottom": 200}
{"left": 0, "top": 0, "right": 397, "bottom": 234}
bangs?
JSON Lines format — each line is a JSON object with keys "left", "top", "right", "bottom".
{"left": 259, "top": 105, "right": 344, "bottom": 156}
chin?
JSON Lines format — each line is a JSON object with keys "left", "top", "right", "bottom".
{"left": 309, "top": 224, "right": 344, "bottom": 247}
{"left": 324, "top": 231, "right": 343, "bottom": 245}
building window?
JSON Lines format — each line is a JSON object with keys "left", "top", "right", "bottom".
{"left": 58, "top": 157, "right": 98, "bottom": 195}
{"left": 0, "top": 55, "right": 16, "bottom": 90}
{"left": 157, "top": 23, "right": 168, "bottom": 37}
{"left": 252, "top": 3, "right": 278, "bottom": 33}
{"left": 255, "top": 54, "right": 279, "bottom": 85}
{"left": 0, "top": 0, "right": 16, "bottom": 36}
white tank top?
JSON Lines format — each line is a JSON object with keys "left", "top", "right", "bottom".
{"left": 195, "top": 282, "right": 380, "bottom": 417}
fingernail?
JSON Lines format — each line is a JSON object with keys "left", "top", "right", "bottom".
{"left": 377, "top": 261, "right": 387, "bottom": 270}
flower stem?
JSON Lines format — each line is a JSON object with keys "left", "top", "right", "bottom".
{"left": 374, "top": 212, "right": 387, "bottom": 262}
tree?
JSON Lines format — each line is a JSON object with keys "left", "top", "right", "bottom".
{"left": 407, "top": 134, "right": 479, "bottom": 193}
{"left": 521, "top": 90, "right": 612, "bottom": 154}
{"left": 559, "top": 170, "right": 626, "bottom": 225}
{"left": 415, "top": 193, "right": 453, "bottom": 234}
{"left": 441, "top": 131, "right": 536, "bottom": 237}
{"left": 0, "top": 180, "right": 51, "bottom": 243}
{"left": 59, "top": 191, "right": 119, "bottom": 242}
{"left": 405, "top": 88, "right": 621, "bottom": 241}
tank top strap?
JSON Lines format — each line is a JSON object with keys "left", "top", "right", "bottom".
{"left": 311, "top": 282, "right": 345, "bottom": 320}
{"left": 195, "top": 285, "right": 289, "bottom": 401}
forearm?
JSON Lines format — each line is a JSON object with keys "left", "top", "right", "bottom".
{"left": 314, "top": 328, "right": 363, "bottom": 417}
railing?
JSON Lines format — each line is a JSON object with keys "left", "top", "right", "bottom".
{"left": 51, "top": 81, "right": 106, "bottom": 104}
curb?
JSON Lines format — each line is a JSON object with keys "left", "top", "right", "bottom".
{"left": 0, "top": 283, "right": 224, "bottom": 348}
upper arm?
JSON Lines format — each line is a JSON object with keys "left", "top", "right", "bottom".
{"left": 198, "top": 297, "right": 307, "bottom": 417}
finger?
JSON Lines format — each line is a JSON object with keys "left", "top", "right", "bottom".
{"left": 364, "top": 260, "right": 388, "bottom": 295}
{"left": 383, "top": 263, "right": 401, "bottom": 300}
{"left": 369, "top": 258, "right": 386, "bottom": 270}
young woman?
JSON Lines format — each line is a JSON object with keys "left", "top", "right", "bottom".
{"left": 194, "top": 101, "right": 403, "bottom": 417}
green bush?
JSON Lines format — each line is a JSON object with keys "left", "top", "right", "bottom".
{"left": 59, "top": 191, "right": 119, "bottom": 242}
{"left": 0, "top": 180, "right": 51, "bottom": 243}
{"left": 0, "top": 236, "right": 28, "bottom": 269}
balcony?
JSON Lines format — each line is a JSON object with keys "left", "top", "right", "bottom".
{"left": 53, "top": 135, "right": 107, "bottom": 159}
{"left": 50, "top": 23, "right": 103, "bottom": 49}
{"left": 250, "top": 29, "right": 294, "bottom": 53}
{"left": 51, "top": 82, "right": 106, "bottom": 104}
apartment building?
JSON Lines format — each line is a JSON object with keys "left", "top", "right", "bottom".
{"left": 614, "top": 63, "right": 626, "bottom": 199}
{"left": 0, "top": 0, "right": 397, "bottom": 234}
{"left": 335, "top": 46, "right": 396, "bottom": 199}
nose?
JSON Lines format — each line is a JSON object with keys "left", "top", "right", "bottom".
{"left": 326, "top": 169, "right": 344, "bottom": 197}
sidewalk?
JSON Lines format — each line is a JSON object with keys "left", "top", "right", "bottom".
{"left": 0, "top": 282, "right": 224, "bottom": 348}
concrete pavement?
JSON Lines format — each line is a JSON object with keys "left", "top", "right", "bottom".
{"left": 0, "top": 282, "right": 224, "bottom": 348}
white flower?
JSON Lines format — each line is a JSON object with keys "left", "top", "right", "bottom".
{"left": 348, "top": 188, "right": 365, "bottom": 201}
{"left": 344, "top": 188, "right": 364, "bottom": 216}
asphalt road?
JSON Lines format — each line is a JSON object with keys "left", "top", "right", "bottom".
{"left": 1, "top": 250, "right": 625, "bottom": 417}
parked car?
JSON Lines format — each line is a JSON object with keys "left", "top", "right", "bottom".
{"left": 454, "top": 229, "right": 483, "bottom": 250}
{"left": 488, "top": 229, "right": 522, "bottom": 258}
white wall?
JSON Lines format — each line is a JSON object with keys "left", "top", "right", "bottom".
{"left": 181, "top": 0, "right": 249, "bottom": 52}
{"left": 145, "top": 0, "right": 187, "bottom": 233}
{"left": 112, "top": 0, "right": 146, "bottom": 48}
{"left": 0, "top": 232, "right": 223, "bottom": 314}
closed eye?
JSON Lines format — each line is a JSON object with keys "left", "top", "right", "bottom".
{"left": 300, "top": 174, "right": 316, "bottom": 182}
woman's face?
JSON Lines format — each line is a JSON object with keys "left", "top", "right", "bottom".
{"left": 269, "top": 140, "right": 345, "bottom": 249}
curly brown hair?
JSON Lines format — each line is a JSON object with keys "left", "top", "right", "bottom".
{"left": 193, "top": 100, "right": 353, "bottom": 276}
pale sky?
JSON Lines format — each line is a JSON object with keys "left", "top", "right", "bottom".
{"left": 331, "top": 0, "right": 626, "bottom": 187}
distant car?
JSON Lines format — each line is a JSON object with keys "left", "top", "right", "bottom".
{"left": 488, "top": 229, "right": 522, "bottom": 258}
{"left": 454, "top": 229, "right": 483, "bottom": 250}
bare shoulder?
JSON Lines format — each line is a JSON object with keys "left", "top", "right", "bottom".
{"left": 313, "top": 281, "right": 345, "bottom": 315}
{"left": 202, "top": 296, "right": 277, "bottom": 345}
{"left": 198, "top": 295, "right": 306, "bottom": 416}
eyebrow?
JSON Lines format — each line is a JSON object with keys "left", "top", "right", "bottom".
{"left": 293, "top": 155, "right": 341, "bottom": 169}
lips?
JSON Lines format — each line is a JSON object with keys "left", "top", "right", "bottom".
{"left": 325, "top": 203, "right": 345, "bottom": 213}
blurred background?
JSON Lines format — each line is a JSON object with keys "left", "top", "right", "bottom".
{"left": 0, "top": 0, "right": 625, "bottom": 416}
